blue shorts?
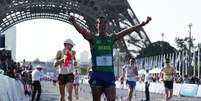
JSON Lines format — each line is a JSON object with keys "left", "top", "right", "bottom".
{"left": 89, "top": 72, "right": 115, "bottom": 87}
{"left": 126, "top": 80, "right": 136, "bottom": 88}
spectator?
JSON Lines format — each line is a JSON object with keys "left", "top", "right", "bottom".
{"left": 144, "top": 69, "right": 151, "bottom": 101}
{"left": 31, "top": 65, "right": 46, "bottom": 101}
{"left": 183, "top": 75, "right": 190, "bottom": 84}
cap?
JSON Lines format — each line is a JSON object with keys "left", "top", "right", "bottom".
{"left": 64, "top": 39, "right": 75, "bottom": 46}
{"left": 35, "top": 65, "right": 43, "bottom": 69}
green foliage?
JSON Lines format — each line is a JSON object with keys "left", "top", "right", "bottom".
{"left": 187, "top": 63, "right": 201, "bottom": 76}
{"left": 80, "top": 67, "right": 88, "bottom": 75}
{"left": 175, "top": 37, "right": 195, "bottom": 51}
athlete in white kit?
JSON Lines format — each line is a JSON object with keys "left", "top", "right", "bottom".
{"left": 122, "top": 58, "right": 138, "bottom": 101}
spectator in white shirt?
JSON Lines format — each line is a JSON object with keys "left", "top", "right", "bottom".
{"left": 144, "top": 69, "right": 151, "bottom": 101}
{"left": 31, "top": 65, "right": 45, "bottom": 101}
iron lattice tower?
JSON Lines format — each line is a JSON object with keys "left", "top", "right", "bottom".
{"left": 0, "top": 0, "right": 151, "bottom": 57}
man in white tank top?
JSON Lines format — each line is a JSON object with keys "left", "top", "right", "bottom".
{"left": 122, "top": 58, "right": 138, "bottom": 101}
{"left": 54, "top": 38, "right": 76, "bottom": 101}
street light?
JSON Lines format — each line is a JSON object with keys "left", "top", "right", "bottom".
{"left": 161, "top": 33, "right": 164, "bottom": 55}
{"left": 188, "top": 23, "right": 192, "bottom": 75}
{"left": 198, "top": 43, "right": 201, "bottom": 78}
{"left": 161, "top": 33, "right": 164, "bottom": 41}
{"left": 161, "top": 33, "right": 165, "bottom": 67}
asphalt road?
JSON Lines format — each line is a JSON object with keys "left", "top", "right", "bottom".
{"left": 38, "top": 81, "right": 200, "bottom": 101}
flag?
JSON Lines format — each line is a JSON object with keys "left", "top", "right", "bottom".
{"left": 171, "top": 52, "right": 175, "bottom": 67}
{"left": 156, "top": 55, "right": 159, "bottom": 67}
{"left": 198, "top": 47, "right": 200, "bottom": 78}
{"left": 178, "top": 51, "right": 182, "bottom": 75}
{"left": 184, "top": 51, "right": 188, "bottom": 75}
{"left": 191, "top": 50, "right": 196, "bottom": 75}
{"left": 191, "top": 50, "right": 196, "bottom": 66}
{"left": 154, "top": 55, "right": 157, "bottom": 68}
{"left": 140, "top": 58, "right": 144, "bottom": 69}
{"left": 150, "top": 56, "right": 153, "bottom": 68}
{"left": 159, "top": 54, "right": 163, "bottom": 68}
{"left": 175, "top": 52, "right": 180, "bottom": 64}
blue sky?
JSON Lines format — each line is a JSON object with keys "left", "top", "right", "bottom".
{"left": 15, "top": 0, "right": 201, "bottom": 61}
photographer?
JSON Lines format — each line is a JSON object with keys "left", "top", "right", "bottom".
{"left": 0, "top": 49, "right": 12, "bottom": 76}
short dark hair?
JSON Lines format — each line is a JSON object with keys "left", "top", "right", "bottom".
{"left": 130, "top": 57, "right": 135, "bottom": 62}
{"left": 96, "top": 16, "right": 107, "bottom": 23}
{"left": 165, "top": 58, "right": 170, "bottom": 63}
{"left": 96, "top": 16, "right": 105, "bottom": 20}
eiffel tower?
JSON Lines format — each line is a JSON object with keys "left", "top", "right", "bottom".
{"left": 0, "top": 0, "right": 151, "bottom": 58}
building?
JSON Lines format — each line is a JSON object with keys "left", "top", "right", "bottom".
{"left": 3, "top": 26, "right": 16, "bottom": 61}
{"left": 79, "top": 50, "right": 90, "bottom": 67}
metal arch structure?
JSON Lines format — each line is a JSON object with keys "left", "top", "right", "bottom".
{"left": 0, "top": 0, "right": 151, "bottom": 57}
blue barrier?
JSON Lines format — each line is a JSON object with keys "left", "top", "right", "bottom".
{"left": 180, "top": 84, "right": 199, "bottom": 97}
{"left": 115, "top": 80, "right": 200, "bottom": 97}
{"left": 197, "top": 85, "right": 201, "bottom": 97}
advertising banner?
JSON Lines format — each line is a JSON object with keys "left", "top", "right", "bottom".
{"left": 180, "top": 84, "right": 198, "bottom": 97}
{"left": 197, "top": 85, "right": 201, "bottom": 97}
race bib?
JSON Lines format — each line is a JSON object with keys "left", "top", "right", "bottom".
{"left": 63, "top": 62, "right": 73, "bottom": 73}
{"left": 96, "top": 55, "right": 112, "bottom": 66}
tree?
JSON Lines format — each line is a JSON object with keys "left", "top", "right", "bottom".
{"left": 175, "top": 37, "right": 195, "bottom": 51}
{"left": 175, "top": 36, "right": 196, "bottom": 76}
{"left": 175, "top": 37, "right": 187, "bottom": 51}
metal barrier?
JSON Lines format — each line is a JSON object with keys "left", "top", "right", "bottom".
{"left": 0, "top": 74, "right": 27, "bottom": 101}
{"left": 116, "top": 80, "right": 201, "bottom": 97}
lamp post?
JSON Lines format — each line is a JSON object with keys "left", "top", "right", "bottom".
{"left": 188, "top": 23, "right": 192, "bottom": 75}
{"left": 161, "top": 33, "right": 164, "bottom": 54}
{"left": 161, "top": 33, "right": 164, "bottom": 67}
{"left": 198, "top": 43, "right": 201, "bottom": 78}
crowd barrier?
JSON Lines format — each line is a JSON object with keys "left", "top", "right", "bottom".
{"left": 115, "top": 81, "right": 201, "bottom": 98}
{"left": 197, "top": 85, "right": 201, "bottom": 97}
{"left": 2, "top": 75, "right": 200, "bottom": 100}
{"left": 0, "top": 74, "right": 27, "bottom": 101}
{"left": 180, "top": 84, "right": 198, "bottom": 97}
{"left": 80, "top": 78, "right": 201, "bottom": 97}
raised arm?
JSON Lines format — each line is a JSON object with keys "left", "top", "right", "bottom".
{"left": 113, "top": 16, "right": 151, "bottom": 42}
{"left": 69, "top": 16, "right": 95, "bottom": 42}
